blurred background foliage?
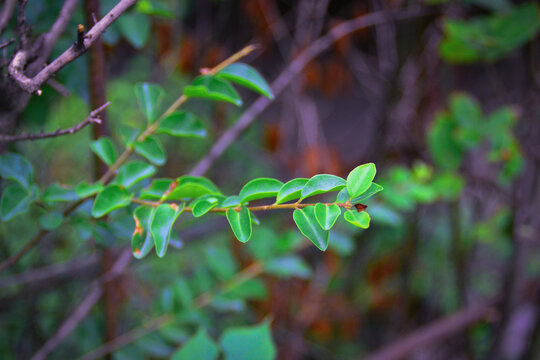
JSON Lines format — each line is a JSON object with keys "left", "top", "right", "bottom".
{"left": 1, "top": 0, "right": 540, "bottom": 359}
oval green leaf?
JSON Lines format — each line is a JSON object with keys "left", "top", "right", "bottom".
{"left": 314, "top": 203, "right": 341, "bottom": 230}
{"left": 184, "top": 76, "right": 242, "bottom": 106}
{"left": 221, "top": 195, "right": 239, "bottom": 208}
{"left": 134, "top": 135, "right": 166, "bottom": 166}
{"left": 347, "top": 163, "right": 376, "bottom": 198}
{"left": 0, "top": 153, "right": 34, "bottom": 189}
{"left": 344, "top": 210, "right": 371, "bottom": 229}
{"left": 91, "top": 185, "right": 132, "bottom": 218}
{"left": 42, "top": 183, "right": 78, "bottom": 202}
{"left": 40, "top": 211, "right": 63, "bottom": 230}
{"left": 293, "top": 206, "right": 329, "bottom": 251}
{"left": 151, "top": 203, "right": 184, "bottom": 257}
{"left": 220, "top": 321, "right": 276, "bottom": 360}
{"left": 217, "top": 63, "right": 274, "bottom": 99}
{"left": 158, "top": 111, "right": 207, "bottom": 138}
{"left": 140, "top": 178, "right": 174, "bottom": 200}
{"left": 165, "top": 176, "right": 221, "bottom": 200}
{"left": 238, "top": 178, "right": 283, "bottom": 204}
{"left": 90, "top": 137, "right": 117, "bottom": 166}
{"left": 301, "top": 174, "right": 346, "bottom": 200}
{"left": 171, "top": 329, "right": 219, "bottom": 360}
{"left": 0, "top": 184, "right": 33, "bottom": 221}
{"left": 114, "top": 161, "right": 156, "bottom": 188}
{"left": 75, "top": 181, "right": 104, "bottom": 198}
{"left": 337, "top": 182, "right": 383, "bottom": 203}
{"left": 275, "top": 178, "right": 308, "bottom": 204}
{"left": 191, "top": 194, "right": 224, "bottom": 217}
{"left": 226, "top": 207, "right": 252, "bottom": 243}
{"left": 132, "top": 205, "right": 155, "bottom": 259}
{"left": 134, "top": 82, "right": 164, "bottom": 123}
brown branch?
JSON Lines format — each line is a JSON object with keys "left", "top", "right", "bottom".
{"left": 41, "top": 0, "right": 80, "bottom": 57}
{"left": 0, "top": 102, "right": 110, "bottom": 142}
{"left": 189, "top": 5, "right": 432, "bottom": 176}
{"left": 30, "top": 249, "right": 131, "bottom": 360}
{"left": 8, "top": 0, "right": 137, "bottom": 94}
{"left": 363, "top": 300, "right": 499, "bottom": 360}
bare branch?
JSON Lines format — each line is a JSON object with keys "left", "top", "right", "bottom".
{"left": 0, "top": 102, "right": 109, "bottom": 142}
{"left": 189, "top": 5, "right": 433, "bottom": 176}
{"left": 0, "top": 0, "right": 16, "bottom": 36}
{"left": 8, "top": 0, "right": 137, "bottom": 94}
{"left": 41, "top": 0, "right": 80, "bottom": 57}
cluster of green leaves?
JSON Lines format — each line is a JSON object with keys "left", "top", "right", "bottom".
{"left": 439, "top": 2, "right": 540, "bottom": 63}
{"left": 428, "top": 92, "right": 523, "bottom": 182}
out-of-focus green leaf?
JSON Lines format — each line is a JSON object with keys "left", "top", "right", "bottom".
{"left": 114, "top": 161, "right": 156, "bottom": 188}
{"left": 314, "top": 203, "right": 341, "bottom": 230}
{"left": 329, "top": 231, "right": 355, "bottom": 256}
{"left": 118, "top": 12, "right": 151, "bottom": 49}
{"left": 132, "top": 205, "right": 155, "bottom": 259}
{"left": 42, "top": 183, "right": 78, "bottom": 202}
{"left": 150, "top": 203, "right": 184, "bottom": 257}
{"left": 158, "top": 111, "right": 207, "bottom": 138}
{"left": 344, "top": 210, "right": 371, "bottom": 229}
{"left": 134, "top": 136, "right": 166, "bottom": 166}
{"left": 220, "top": 321, "right": 276, "bottom": 360}
{"left": 171, "top": 329, "right": 218, "bottom": 360}
{"left": 238, "top": 178, "right": 283, "bottom": 204}
{"left": 293, "top": 206, "right": 329, "bottom": 251}
{"left": 90, "top": 137, "right": 117, "bottom": 166}
{"left": 217, "top": 63, "right": 274, "bottom": 99}
{"left": 301, "top": 174, "right": 346, "bottom": 200}
{"left": 428, "top": 112, "right": 464, "bottom": 170}
{"left": 134, "top": 83, "right": 164, "bottom": 123}
{"left": 0, "top": 184, "right": 33, "bottom": 221}
{"left": 265, "top": 255, "right": 312, "bottom": 279}
{"left": 223, "top": 279, "right": 268, "bottom": 300}
{"left": 346, "top": 163, "right": 376, "bottom": 199}
{"left": 226, "top": 207, "right": 252, "bottom": 243}
{"left": 91, "top": 185, "right": 132, "bottom": 218}
{"left": 40, "top": 211, "right": 63, "bottom": 230}
{"left": 184, "top": 76, "right": 243, "bottom": 106}
{"left": 275, "top": 178, "right": 308, "bottom": 204}
{"left": 136, "top": 0, "right": 175, "bottom": 18}
{"left": 0, "top": 153, "right": 34, "bottom": 189}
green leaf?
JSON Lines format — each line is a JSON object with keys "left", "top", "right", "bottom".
{"left": 191, "top": 194, "right": 224, "bottom": 217}
{"left": 217, "top": 63, "right": 274, "bottom": 99}
{"left": 301, "top": 174, "right": 346, "bottom": 200}
{"left": 314, "top": 203, "right": 341, "bottom": 230}
{"left": 114, "top": 161, "right": 156, "bottom": 188}
{"left": 134, "top": 83, "right": 164, "bottom": 123}
{"left": 42, "top": 183, "right": 78, "bottom": 202}
{"left": 184, "top": 76, "right": 243, "bottom": 106}
{"left": 140, "top": 179, "right": 174, "bottom": 200}
{"left": 0, "top": 184, "right": 33, "bottom": 221}
{"left": 118, "top": 12, "right": 151, "bottom": 49}
{"left": 221, "top": 195, "right": 239, "bottom": 208}
{"left": 90, "top": 137, "right": 117, "bottom": 166}
{"left": 293, "top": 206, "right": 329, "bottom": 251}
{"left": 134, "top": 136, "right": 166, "bottom": 166}
{"left": 0, "top": 153, "right": 34, "bottom": 189}
{"left": 165, "top": 176, "right": 221, "bottom": 200}
{"left": 337, "top": 182, "right": 383, "bottom": 203}
{"left": 220, "top": 321, "right": 276, "bottom": 360}
{"left": 275, "top": 178, "right": 308, "bottom": 204}
{"left": 238, "top": 178, "right": 283, "bottom": 204}
{"left": 223, "top": 278, "right": 267, "bottom": 300}
{"left": 347, "top": 163, "right": 376, "bottom": 199}
{"left": 75, "top": 182, "right": 104, "bottom": 198}
{"left": 151, "top": 203, "right": 184, "bottom": 257}
{"left": 158, "top": 111, "right": 207, "bottom": 138}
{"left": 171, "top": 329, "right": 219, "bottom": 360}
{"left": 91, "top": 185, "right": 132, "bottom": 218}
{"left": 226, "top": 207, "right": 252, "bottom": 243}
{"left": 40, "top": 211, "right": 63, "bottom": 230}
{"left": 265, "top": 255, "right": 312, "bottom": 279}
{"left": 132, "top": 205, "right": 155, "bottom": 259}
{"left": 344, "top": 210, "right": 371, "bottom": 229}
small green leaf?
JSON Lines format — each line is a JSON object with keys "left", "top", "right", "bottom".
{"left": 238, "top": 178, "right": 283, "bottom": 204}
{"left": 220, "top": 321, "right": 276, "bottom": 360}
{"left": 40, "top": 211, "right": 63, "bottom": 230}
{"left": 217, "top": 63, "right": 274, "bottom": 99}
{"left": 165, "top": 176, "right": 221, "bottom": 200}
{"left": 157, "top": 111, "right": 207, "bottom": 138}
{"left": 118, "top": 125, "right": 140, "bottom": 146}
{"left": 344, "top": 210, "right": 371, "bottom": 229}
{"left": 90, "top": 137, "right": 117, "bottom": 166}
{"left": 293, "top": 206, "right": 329, "bottom": 251}
{"left": 0, "top": 153, "right": 34, "bottom": 189}
{"left": 134, "top": 136, "right": 166, "bottom": 165}
{"left": 191, "top": 194, "right": 224, "bottom": 217}
{"left": 132, "top": 205, "right": 155, "bottom": 259}
{"left": 171, "top": 329, "right": 219, "bottom": 360}
{"left": 91, "top": 185, "right": 132, "bottom": 218}
{"left": 221, "top": 195, "right": 239, "bottom": 208}
{"left": 347, "top": 163, "right": 376, "bottom": 198}
{"left": 134, "top": 82, "right": 164, "bottom": 122}
{"left": 114, "top": 161, "right": 156, "bottom": 188}
{"left": 75, "top": 182, "right": 104, "bottom": 198}
{"left": 301, "top": 174, "right": 346, "bottom": 200}
{"left": 151, "top": 203, "right": 184, "bottom": 257}
{"left": 118, "top": 12, "right": 150, "bottom": 49}
{"left": 275, "top": 178, "right": 308, "bottom": 204}
{"left": 42, "top": 183, "right": 78, "bottom": 202}
{"left": 265, "top": 255, "right": 312, "bottom": 279}
{"left": 337, "top": 182, "right": 383, "bottom": 203}
{"left": 140, "top": 179, "right": 174, "bottom": 200}
{"left": 226, "top": 207, "right": 252, "bottom": 243}
{"left": 314, "top": 203, "right": 341, "bottom": 230}
{"left": 184, "top": 76, "right": 243, "bottom": 106}
{"left": 0, "top": 184, "right": 32, "bottom": 221}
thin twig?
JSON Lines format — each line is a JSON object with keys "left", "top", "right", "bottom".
{"left": 0, "top": 38, "right": 15, "bottom": 50}
{"left": 0, "top": 102, "right": 110, "bottom": 142}
{"left": 0, "top": 0, "right": 16, "bottom": 36}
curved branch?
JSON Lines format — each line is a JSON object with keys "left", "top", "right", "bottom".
{"left": 0, "top": 102, "right": 110, "bottom": 142}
